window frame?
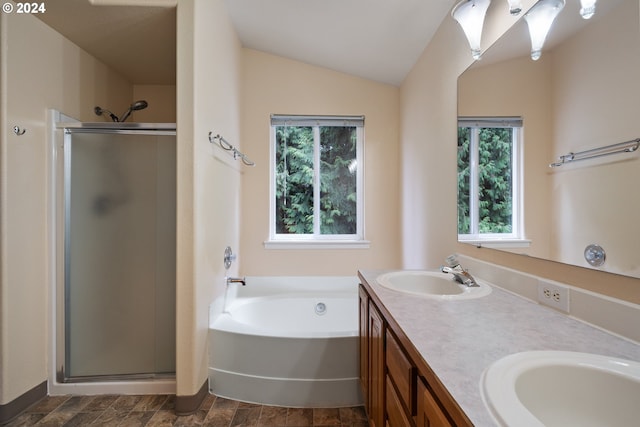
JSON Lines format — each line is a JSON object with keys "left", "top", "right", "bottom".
{"left": 266, "top": 115, "right": 368, "bottom": 249}
{"left": 457, "top": 117, "right": 528, "bottom": 247}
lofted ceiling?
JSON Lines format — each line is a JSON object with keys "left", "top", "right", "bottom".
{"left": 223, "top": 0, "right": 457, "bottom": 86}
{"left": 36, "top": 0, "right": 458, "bottom": 87}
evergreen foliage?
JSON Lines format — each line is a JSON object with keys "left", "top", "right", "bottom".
{"left": 275, "top": 126, "right": 357, "bottom": 235}
{"left": 458, "top": 127, "right": 513, "bottom": 234}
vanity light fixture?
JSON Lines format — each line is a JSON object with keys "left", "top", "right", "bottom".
{"left": 579, "top": 0, "right": 597, "bottom": 19}
{"left": 452, "top": 0, "right": 492, "bottom": 60}
{"left": 507, "top": 0, "right": 523, "bottom": 15}
{"left": 453, "top": 0, "right": 598, "bottom": 62}
{"left": 524, "top": 0, "right": 565, "bottom": 60}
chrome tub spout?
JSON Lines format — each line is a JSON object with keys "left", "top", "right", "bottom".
{"left": 226, "top": 276, "right": 246, "bottom": 286}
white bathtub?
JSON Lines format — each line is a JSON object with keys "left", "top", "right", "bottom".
{"left": 208, "top": 276, "right": 363, "bottom": 407}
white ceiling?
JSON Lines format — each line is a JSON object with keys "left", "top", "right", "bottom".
{"left": 36, "top": 0, "right": 457, "bottom": 87}
{"left": 224, "top": 0, "right": 457, "bottom": 86}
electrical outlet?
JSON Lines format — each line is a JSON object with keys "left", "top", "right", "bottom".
{"left": 537, "top": 280, "right": 570, "bottom": 313}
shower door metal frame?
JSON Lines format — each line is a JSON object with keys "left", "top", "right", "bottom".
{"left": 56, "top": 122, "right": 176, "bottom": 383}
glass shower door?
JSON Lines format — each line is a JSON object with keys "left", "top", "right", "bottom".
{"left": 63, "top": 128, "right": 176, "bottom": 380}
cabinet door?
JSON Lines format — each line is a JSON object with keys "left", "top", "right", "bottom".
{"left": 386, "top": 377, "right": 412, "bottom": 427}
{"left": 416, "top": 378, "right": 453, "bottom": 427}
{"left": 369, "top": 301, "right": 385, "bottom": 427}
{"left": 358, "top": 285, "right": 369, "bottom": 409}
{"left": 386, "top": 330, "right": 415, "bottom": 416}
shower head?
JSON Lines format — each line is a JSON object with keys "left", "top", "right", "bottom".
{"left": 94, "top": 106, "right": 119, "bottom": 122}
{"left": 131, "top": 100, "right": 149, "bottom": 110}
{"left": 94, "top": 100, "right": 149, "bottom": 122}
{"left": 118, "top": 100, "right": 148, "bottom": 123}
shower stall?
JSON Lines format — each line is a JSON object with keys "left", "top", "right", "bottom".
{"left": 52, "top": 118, "right": 176, "bottom": 387}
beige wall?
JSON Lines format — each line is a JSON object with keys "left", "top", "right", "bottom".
{"left": 175, "top": 0, "right": 243, "bottom": 397}
{"left": 239, "top": 49, "right": 401, "bottom": 276}
{"left": 399, "top": 6, "right": 476, "bottom": 269}
{"left": 0, "top": 6, "right": 132, "bottom": 404}
{"left": 133, "top": 84, "right": 177, "bottom": 123}
{"left": 550, "top": 0, "right": 640, "bottom": 277}
{"left": 401, "top": 0, "right": 640, "bottom": 304}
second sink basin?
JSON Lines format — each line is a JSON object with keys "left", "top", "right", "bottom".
{"left": 376, "top": 270, "right": 491, "bottom": 300}
{"left": 482, "top": 351, "right": 640, "bottom": 427}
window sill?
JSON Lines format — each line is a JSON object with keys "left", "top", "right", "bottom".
{"left": 264, "top": 240, "right": 371, "bottom": 250}
{"left": 459, "top": 238, "right": 531, "bottom": 249}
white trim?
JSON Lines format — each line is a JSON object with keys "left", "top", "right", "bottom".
{"left": 49, "top": 378, "right": 176, "bottom": 396}
{"left": 469, "top": 127, "right": 479, "bottom": 234}
{"left": 271, "top": 114, "right": 365, "bottom": 127}
{"left": 264, "top": 240, "right": 371, "bottom": 249}
{"left": 458, "top": 120, "right": 524, "bottom": 241}
{"left": 511, "top": 126, "right": 523, "bottom": 238}
{"left": 356, "top": 126, "right": 365, "bottom": 238}
{"left": 269, "top": 117, "right": 365, "bottom": 242}
{"left": 459, "top": 238, "right": 531, "bottom": 248}
{"left": 269, "top": 125, "right": 277, "bottom": 240}
{"left": 313, "top": 126, "right": 321, "bottom": 235}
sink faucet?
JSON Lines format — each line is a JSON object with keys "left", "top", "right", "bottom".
{"left": 226, "top": 276, "right": 246, "bottom": 286}
{"left": 440, "top": 256, "right": 479, "bottom": 287}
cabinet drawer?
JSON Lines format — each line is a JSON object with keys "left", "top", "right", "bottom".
{"left": 385, "top": 330, "right": 415, "bottom": 413}
{"left": 386, "top": 376, "right": 412, "bottom": 427}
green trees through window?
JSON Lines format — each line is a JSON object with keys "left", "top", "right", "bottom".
{"left": 274, "top": 124, "right": 359, "bottom": 236}
{"left": 275, "top": 126, "right": 314, "bottom": 234}
{"left": 457, "top": 121, "right": 521, "bottom": 239}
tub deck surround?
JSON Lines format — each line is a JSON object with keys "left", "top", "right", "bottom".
{"left": 357, "top": 270, "right": 640, "bottom": 426}
{"left": 208, "top": 276, "right": 362, "bottom": 408}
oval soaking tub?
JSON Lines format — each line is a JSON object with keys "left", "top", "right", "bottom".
{"left": 208, "top": 276, "right": 362, "bottom": 407}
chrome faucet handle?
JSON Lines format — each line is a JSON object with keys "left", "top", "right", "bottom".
{"left": 445, "top": 254, "right": 460, "bottom": 267}
{"left": 441, "top": 264, "right": 463, "bottom": 273}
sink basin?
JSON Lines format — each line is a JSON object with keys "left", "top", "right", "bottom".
{"left": 376, "top": 271, "right": 491, "bottom": 300}
{"left": 482, "top": 351, "right": 640, "bottom": 427}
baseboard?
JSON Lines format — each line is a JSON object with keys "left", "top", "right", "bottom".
{"left": 0, "top": 381, "right": 47, "bottom": 425}
{"left": 175, "top": 380, "right": 208, "bottom": 415}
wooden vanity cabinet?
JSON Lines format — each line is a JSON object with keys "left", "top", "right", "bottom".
{"left": 359, "top": 286, "right": 369, "bottom": 407}
{"left": 416, "top": 378, "right": 453, "bottom": 427}
{"left": 385, "top": 328, "right": 416, "bottom": 426}
{"left": 359, "top": 283, "right": 472, "bottom": 427}
{"left": 360, "top": 284, "right": 385, "bottom": 427}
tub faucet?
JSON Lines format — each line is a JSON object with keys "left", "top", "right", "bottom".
{"left": 440, "top": 265, "right": 479, "bottom": 287}
{"left": 226, "top": 276, "right": 246, "bottom": 286}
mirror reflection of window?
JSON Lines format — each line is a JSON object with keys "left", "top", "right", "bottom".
{"left": 457, "top": 117, "right": 525, "bottom": 247}
{"left": 456, "top": 0, "right": 640, "bottom": 277}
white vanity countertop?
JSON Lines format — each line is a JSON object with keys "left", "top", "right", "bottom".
{"left": 358, "top": 270, "right": 640, "bottom": 427}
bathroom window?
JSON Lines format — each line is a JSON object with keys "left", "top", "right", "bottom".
{"left": 457, "top": 117, "right": 526, "bottom": 246}
{"left": 267, "top": 115, "right": 367, "bottom": 248}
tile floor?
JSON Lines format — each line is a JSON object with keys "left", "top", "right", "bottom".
{"left": 4, "top": 394, "right": 369, "bottom": 427}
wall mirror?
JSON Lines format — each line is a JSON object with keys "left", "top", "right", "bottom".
{"left": 457, "top": 0, "right": 640, "bottom": 279}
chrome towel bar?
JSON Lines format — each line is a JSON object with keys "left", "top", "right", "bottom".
{"left": 549, "top": 138, "right": 639, "bottom": 168}
{"left": 208, "top": 132, "right": 255, "bottom": 167}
